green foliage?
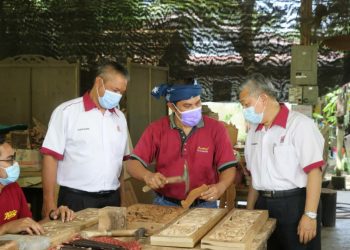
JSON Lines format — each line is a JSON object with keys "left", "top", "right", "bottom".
{"left": 318, "top": 88, "right": 342, "bottom": 125}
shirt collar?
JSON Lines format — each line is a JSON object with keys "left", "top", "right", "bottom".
{"left": 169, "top": 113, "right": 204, "bottom": 129}
{"left": 255, "top": 103, "right": 289, "bottom": 131}
{"left": 82, "top": 92, "right": 116, "bottom": 113}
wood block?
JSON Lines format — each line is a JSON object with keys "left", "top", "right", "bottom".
{"left": 201, "top": 209, "right": 269, "bottom": 250}
{"left": 42, "top": 208, "right": 99, "bottom": 246}
{"left": 98, "top": 206, "right": 126, "bottom": 231}
{"left": 126, "top": 204, "right": 186, "bottom": 234}
{"left": 0, "top": 240, "right": 18, "bottom": 250}
{"left": 151, "top": 208, "right": 227, "bottom": 248}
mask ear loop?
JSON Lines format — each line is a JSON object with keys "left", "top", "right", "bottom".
{"left": 96, "top": 78, "right": 105, "bottom": 98}
{"left": 172, "top": 103, "right": 182, "bottom": 121}
{"left": 253, "top": 94, "right": 267, "bottom": 114}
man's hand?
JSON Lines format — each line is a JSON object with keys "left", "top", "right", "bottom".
{"left": 1, "top": 217, "right": 45, "bottom": 235}
{"left": 49, "top": 205, "right": 75, "bottom": 222}
{"left": 42, "top": 201, "right": 56, "bottom": 219}
{"left": 200, "top": 183, "right": 226, "bottom": 201}
{"left": 143, "top": 172, "right": 167, "bottom": 190}
{"left": 297, "top": 214, "right": 317, "bottom": 244}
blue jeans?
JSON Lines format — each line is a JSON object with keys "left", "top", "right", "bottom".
{"left": 153, "top": 195, "right": 217, "bottom": 208}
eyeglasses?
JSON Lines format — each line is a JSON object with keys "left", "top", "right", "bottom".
{"left": 0, "top": 152, "right": 16, "bottom": 165}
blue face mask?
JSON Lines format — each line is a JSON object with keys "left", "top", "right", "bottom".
{"left": 243, "top": 96, "right": 264, "bottom": 124}
{"left": 0, "top": 162, "right": 20, "bottom": 185}
{"left": 97, "top": 81, "right": 122, "bottom": 109}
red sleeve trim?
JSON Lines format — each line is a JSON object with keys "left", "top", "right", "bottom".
{"left": 123, "top": 155, "right": 130, "bottom": 161}
{"left": 40, "top": 147, "right": 64, "bottom": 160}
{"left": 303, "top": 160, "right": 324, "bottom": 173}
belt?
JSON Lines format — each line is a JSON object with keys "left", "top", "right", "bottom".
{"left": 259, "top": 187, "right": 306, "bottom": 199}
{"left": 60, "top": 186, "right": 117, "bottom": 197}
{"left": 156, "top": 193, "right": 207, "bottom": 207}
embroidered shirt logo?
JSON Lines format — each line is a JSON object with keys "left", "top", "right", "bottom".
{"left": 197, "top": 146, "right": 209, "bottom": 153}
{"left": 4, "top": 210, "right": 17, "bottom": 220}
{"left": 77, "top": 128, "right": 90, "bottom": 131}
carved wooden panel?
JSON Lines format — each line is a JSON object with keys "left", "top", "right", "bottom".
{"left": 201, "top": 209, "right": 268, "bottom": 250}
{"left": 151, "top": 208, "right": 227, "bottom": 248}
{"left": 126, "top": 204, "right": 185, "bottom": 234}
{"left": 42, "top": 208, "right": 98, "bottom": 246}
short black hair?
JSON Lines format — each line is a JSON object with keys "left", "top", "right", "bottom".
{"left": 0, "top": 134, "right": 6, "bottom": 145}
{"left": 94, "top": 60, "right": 129, "bottom": 81}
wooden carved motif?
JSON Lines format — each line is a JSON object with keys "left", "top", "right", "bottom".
{"left": 201, "top": 209, "right": 268, "bottom": 250}
{"left": 151, "top": 208, "right": 227, "bottom": 248}
{"left": 42, "top": 208, "right": 99, "bottom": 246}
{"left": 126, "top": 204, "right": 185, "bottom": 234}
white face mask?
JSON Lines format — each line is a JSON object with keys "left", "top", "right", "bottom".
{"left": 0, "top": 162, "right": 20, "bottom": 185}
{"left": 97, "top": 80, "right": 122, "bottom": 109}
{"left": 242, "top": 96, "right": 264, "bottom": 124}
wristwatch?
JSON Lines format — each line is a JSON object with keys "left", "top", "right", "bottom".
{"left": 49, "top": 209, "right": 56, "bottom": 220}
{"left": 304, "top": 211, "right": 317, "bottom": 219}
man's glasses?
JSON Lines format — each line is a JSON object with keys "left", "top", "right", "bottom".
{"left": 0, "top": 152, "right": 16, "bottom": 165}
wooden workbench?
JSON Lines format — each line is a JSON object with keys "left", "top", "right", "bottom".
{"left": 0, "top": 205, "right": 276, "bottom": 250}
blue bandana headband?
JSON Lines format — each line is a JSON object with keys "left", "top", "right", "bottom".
{"left": 151, "top": 80, "right": 202, "bottom": 103}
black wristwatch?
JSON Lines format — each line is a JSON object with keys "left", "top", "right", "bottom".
{"left": 49, "top": 209, "right": 56, "bottom": 220}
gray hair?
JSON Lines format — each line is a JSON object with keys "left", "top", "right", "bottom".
{"left": 240, "top": 73, "right": 277, "bottom": 99}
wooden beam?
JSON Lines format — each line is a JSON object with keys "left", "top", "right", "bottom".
{"left": 300, "top": 0, "right": 313, "bottom": 45}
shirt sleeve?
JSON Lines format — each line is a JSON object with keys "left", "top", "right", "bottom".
{"left": 214, "top": 122, "right": 237, "bottom": 172}
{"left": 293, "top": 118, "right": 325, "bottom": 173}
{"left": 123, "top": 129, "right": 132, "bottom": 161}
{"left": 40, "top": 105, "right": 66, "bottom": 160}
{"left": 130, "top": 124, "right": 157, "bottom": 168}
{"left": 244, "top": 129, "right": 252, "bottom": 171}
{"left": 17, "top": 184, "right": 32, "bottom": 219}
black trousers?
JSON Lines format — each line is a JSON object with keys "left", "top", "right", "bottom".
{"left": 58, "top": 186, "right": 121, "bottom": 212}
{"left": 255, "top": 192, "right": 321, "bottom": 250}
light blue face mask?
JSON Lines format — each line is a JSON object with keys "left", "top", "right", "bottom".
{"left": 243, "top": 96, "right": 264, "bottom": 124}
{"left": 0, "top": 162, "right": 20, "bottom": 185}
{"left": 97, "top": 81, "right": 122, "bottom": 109}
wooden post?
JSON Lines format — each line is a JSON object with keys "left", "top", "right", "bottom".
{"left": 321, "top": 188, "right": 337, "bottom": 227}
{"left": 300, "top": 0, "right": 312, "bottom": 45}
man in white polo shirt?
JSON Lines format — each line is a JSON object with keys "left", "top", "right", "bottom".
{"left": 41, "top": 61, "right": 129, "bottom": 218}
{"left": 240, "top": 74, "right": 324, "bottom": 250}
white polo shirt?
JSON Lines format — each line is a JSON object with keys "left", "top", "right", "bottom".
{"left": 244, "top": 104, "right": 324, "bottom": 191}
{"left": 41, "top": 92, "right": 129, "bottom": 192}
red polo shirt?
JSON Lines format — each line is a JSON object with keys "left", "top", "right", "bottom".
{"left": 0, "top": 182, "right": 32, "bottom": 225}
{"left": 131, "top": 114, "right": 237, "bottom": 200}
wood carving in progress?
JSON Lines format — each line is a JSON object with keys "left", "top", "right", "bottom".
{"left": 151, "top": 208, "right": 227, "bottom": 248}
{"left": 201, "top": 209, "right": 269, "bottom": 250}
{"left": 126, "top": 204, "right": 186, "bottom": 234}
{"left": 181, "top": 184, "right": 208, "bottom": 209}
{"left": 42, "top": 208, "right": 99, "bottom": 246}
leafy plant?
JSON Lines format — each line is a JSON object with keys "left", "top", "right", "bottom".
{"left": 312, "top": 88, "right": 341, "bottom": 125}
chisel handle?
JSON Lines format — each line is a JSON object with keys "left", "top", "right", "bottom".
{"left": 142, "top": 176, "right": 183, "bottom": 192}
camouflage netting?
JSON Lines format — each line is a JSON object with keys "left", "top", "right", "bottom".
{"left": 0, "top": 0, "right": 349, "bottom": 101}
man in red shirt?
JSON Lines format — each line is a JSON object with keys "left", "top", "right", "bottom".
{"left": 127, "top": 79, "right": 237, "bottom": 207}
{"left": 0, "top": 130, "right": 74, "bottom": 235}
